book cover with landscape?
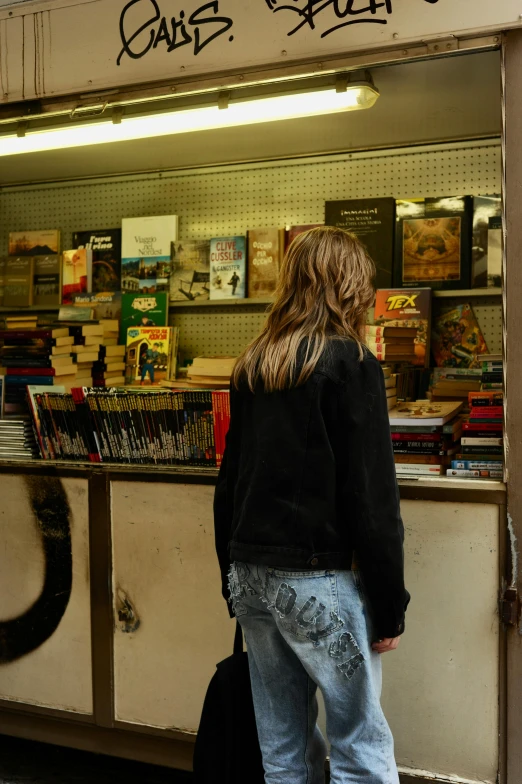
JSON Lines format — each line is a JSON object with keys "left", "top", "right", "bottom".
{"left": 209, "top": 237, "right": 246, "bottom": 299}
{"left": 170, "top": 240, "right": 210, "bottom": 302}
{"left": 325, "top": 198, "right": 395, "bottom": 289}
{"left": 122, "top": 215, "right": 178, "bottom": 294}
{"left": 431, "top": 303, "right": 489, "bottom": 368}
{"left": 373, "top": 288, "right": 432, "bottom": 367}
{"left": 125, "top": 326, "right": 171, "bottom": 384}
{"left": 120, "top": 292, "right": 168, "bottom": 344}
{"left": 73, "top": 229, "right": 121, "bottom": 292}
{"left": 247, "top": 228, "right": 284, "bottom": 297}
{"left": 394, "top": 197, "right": 472, "bottom": 289}
{"left": 33, "top": 256, "right": 62, "bottom": 306}
{"left": 8, "top": 230, "right": 60, "bottom": 257}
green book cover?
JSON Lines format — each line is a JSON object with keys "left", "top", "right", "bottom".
{"left": 120, "top": 292, "right": 168, "bottom": 344}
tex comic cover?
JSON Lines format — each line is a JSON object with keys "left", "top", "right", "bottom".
{"left": 373, "top": 288, "right": 432, "bottom": 367}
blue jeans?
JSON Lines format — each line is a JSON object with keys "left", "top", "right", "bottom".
{"left": 228, "top": 562, "right": 398, "bottom": 784}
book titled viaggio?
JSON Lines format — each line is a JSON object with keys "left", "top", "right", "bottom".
{"left": 431, "top": 303, "right": 489, "bottom": 368}
{"left": 170, "top": 240, "right": 210, "bottom": 302}
{"left": 73, "top": 229, "right": 121, "bottom": 292}
{"left": 325, "top": 198, "right": 395, "bottom": 289}
{"left": 121, "top": 215, "right": 178, "bottom": 294}
{"left": 247, "top": 228, "right": 285, "bottom": 297}
{"left": 8, "top": 230, "right": 60, "bottom": 257}
{"left": 209, "top": 237, "right": 246, "bottom": 300}
{"left": 394, "top": 196, "right": 472, "bottom": 290}
{"left": 33, "top": 256, "right": 62, "bottom": 307}
{"left": 125, "top": 326, "right": 172, "bottom": 385}
{"left": 373, "top": 288, "right": 432, "bottom": 367}
{"left": 62, "top": 249, "right": 92, "bottom": 304}
{"left": 471, "top": 196, "right": 502, "bottom": 288}
{"left": 120, "top": 292, "right": 168, "bottom": 344}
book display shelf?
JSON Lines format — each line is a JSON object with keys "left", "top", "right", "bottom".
{"left": 0, "top": 140, "right": 504, "bottom": 482}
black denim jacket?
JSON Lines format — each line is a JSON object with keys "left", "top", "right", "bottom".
{"left": 214, "top": 338, "right": 410, "bottom": 638}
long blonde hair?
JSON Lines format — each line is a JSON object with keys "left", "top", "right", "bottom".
{"left": 233, "top": 226, "right": 375, "bottom": 393}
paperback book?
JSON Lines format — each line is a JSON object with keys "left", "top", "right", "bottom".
{"left": 121, "top": 215, "right": 178, "bottom": 294}
{"left": 33, "top": 255, "right": 62, "bottom": 307}
{"left": 62, "top": 249, "right": 92, "bottom": 304}
{"left": 120, "top": 292, "right": 168, "bottom": 345}
{"left": 209, "top": 237, "right": 247, "bottom": 299}
{"left": 394, "top": 196, "right": 472, "bottom": 290}
{"left": 471, "top": 196, "right": 502, "bottom": 288}
{"left": 373, "top": 288, "right": 432, "bottom": 367}
{"left": 73, "top": 291, "right": 122, "bottom": 321}
{"left": 125, "top": 326, "right": 172, "bottom": 385}
{"left": 8, "top": 230, "right": 60, "bottom": 257}
{"left": 325, "top": 198, "right": 395, "bottom": 289}
{"left": 247, "top": 228, "right": 285, "bottom": 297}
{"left": 431, "top": 303, "right": 488, "bottom": 368}
{"left": 4, "top": 257, "right": 34, "bottom": 307}
{"left": 285, "top": 224, "right": 323, "bottom": 250}
{"left": 73, "top": 229, "right": 121, "bottom": 291}
{"left": 170, "top": 240, "right": 210, "bottom": 302}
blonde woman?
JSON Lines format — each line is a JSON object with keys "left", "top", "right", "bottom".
{"left": 214, "top": 226, "right": 409, "bottom": 784}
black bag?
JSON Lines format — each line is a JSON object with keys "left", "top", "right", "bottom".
{"left": 193, "top": 623, "right": 265, "bottom": 783}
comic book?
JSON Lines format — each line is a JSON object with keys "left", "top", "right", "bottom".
{"left": 431, "top": 303, "right": 489, "bottom": 368}
{"left": 125, "top": 326, "right": 172, "bottom": 385}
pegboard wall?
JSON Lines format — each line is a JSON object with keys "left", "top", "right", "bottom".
{"left": 0, "top": 141, "right": 502, "bottom": 358}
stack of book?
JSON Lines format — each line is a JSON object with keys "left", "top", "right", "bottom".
{"left": 5, "top": 314, "right": 38, "bottom": 331}
{"left": 447, "top": 389, "right": 503, "bottom": 479}
{"left": 365, "top": 325, "right": 418, "bottom": 363}
{"left": 0, "top": 327, "right": 76, "bottom": 415}
{"left": 92, "top": 343, "right": 126, "bottom": 387}
{"left": 100, "top": 318, "right": 119, "bottom": 347}
{"left": 187, "top": 356, "right": 235, "bottom": 388}
{"left": 480, "top": 354, "right": 502, "bottom": 390}
{"left": 28, "top": 387, "right": 231, "bottom": 467}
{"left": 0, "top": 418, "right": 40, "bottom": 460}
{"left": 429, "top": 367, "right": 483, "bottom": 406}
{"left": 388, "top": 401, "right": 464, "bottom": 477}
{"left": 67, "top": 323, "right": 105, "bottom": 387}
{"left": 383, "top": 366, "right": 397, "bottom": 410}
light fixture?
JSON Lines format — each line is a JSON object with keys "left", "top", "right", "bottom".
{"left": 0, "top": 76, "right": 379, "bottom": 158}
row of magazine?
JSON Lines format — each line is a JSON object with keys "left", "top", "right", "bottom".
{"left": 27, "top": 386, "right": 230, "bottom": 466}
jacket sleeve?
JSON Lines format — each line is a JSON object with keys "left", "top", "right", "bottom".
{"left": 214, "top": 387, "right": 240, "bottom": 617}
{"left": 336, "top": 355, "right": 410, "bottom": 639}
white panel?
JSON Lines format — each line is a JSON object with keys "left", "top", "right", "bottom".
{"left": 0, "top": 142, "right": 502, "bottom": 358}
{"left": 111, "top": 480, "right": 233, "bottom": 730}
{"left": 0, "top": 475, "right": 93, "bottom": 714}
{"left": 0, "top": 0, "right": 517, "bottom": 101}
{"left": 382, "top": 499, "right": 500, "bottom": 783}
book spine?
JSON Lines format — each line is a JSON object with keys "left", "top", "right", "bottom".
{"left": 391, "top": 433, "right": 442, "bottom": 443}
{"left": 447, "top": 469, "right": 503, "bottom": 478}
{"left": 461, "top": 437, "right": 503, "bottom": 446}
{"left": 452, "top": 459, "right": 503, "bottom": 469}
{"left": 460, "top": 445, "right": 504, "bottom": 455}
{"left": 481, "top": 372, "right": 503, "bottom": 383}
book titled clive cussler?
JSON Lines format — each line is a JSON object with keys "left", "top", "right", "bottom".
{"left": 121, "top": 215, "right": 178, "bottom": 294}
{"left": 210, "top": 237, "right": 246, "bottom": 299}
{"left": 73, "top": 229, "right": 121, "bottom": 292}
{"left": 62, "top": 249, "right": 92, "bottom": 304}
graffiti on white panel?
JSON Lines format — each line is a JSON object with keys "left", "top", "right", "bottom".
{"left": 265, "top": 0, "right": 440, "bottom": 38}
{"left": 0, "top": 476, "right": 72, "bottom": 663}
{"left": 117, "top": 0, "right": 234, "bottom": 65}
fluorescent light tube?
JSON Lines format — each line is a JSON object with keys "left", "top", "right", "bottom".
{"left": 0, "top": 84, "right": 379, "bottom": 157}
